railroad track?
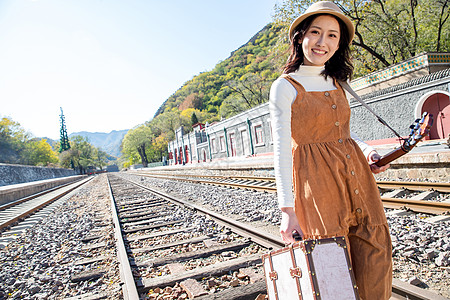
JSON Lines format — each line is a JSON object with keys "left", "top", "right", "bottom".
{"left": 0, "top": 173, "right": 446, "bottom": 299}
{"left": 0, "top": 177, "right": 92, "bottom": 234}
{"left": 113, "top": 173, "right": 447, "bottom": 300}
{"left": 134, "top": 172, "right": 450, "bottom": 216}
{"left": 135, "top": 172, "right": 278, "bottom": 192}
{"left": 107, "top": 173, "right": 280, "bottom": 299}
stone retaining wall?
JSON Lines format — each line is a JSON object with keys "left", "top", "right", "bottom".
{"left": 0, "top": 164, "right": 76, "bottom": 187}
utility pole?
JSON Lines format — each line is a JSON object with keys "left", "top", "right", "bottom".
{"left": 59, "top": 107, "right": 70, "bottom": 153}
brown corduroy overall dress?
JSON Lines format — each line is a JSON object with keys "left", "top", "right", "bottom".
{"left": 283, "top": 75, "right": 393, "bottom": 300}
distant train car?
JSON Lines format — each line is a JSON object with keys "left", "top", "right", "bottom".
{"left": 85, "top": 166, "right": 106, "bottom": 175}
{"left": 86, "top": 166, "right": 97, "bottom": 175}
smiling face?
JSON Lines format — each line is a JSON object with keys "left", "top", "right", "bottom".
{"left": 301, "top": 14, "right": 341, "bottom": 67}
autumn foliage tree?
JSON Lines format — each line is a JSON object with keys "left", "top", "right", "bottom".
{"left": 22, "top": 139, "right": 58, "bottom": 166}
{"left": 0, "top": 117, "right": 58, "bottom": 166}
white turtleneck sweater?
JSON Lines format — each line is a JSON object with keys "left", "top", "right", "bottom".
{"left": 269, "top": 65, "right": 375, "bottom": 208}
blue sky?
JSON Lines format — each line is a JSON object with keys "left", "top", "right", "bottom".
{"left": 0, "top": 0, "right": 278, "bottom": 140}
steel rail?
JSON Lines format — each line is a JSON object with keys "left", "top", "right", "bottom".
{"left": 392, "top": 279, "right": 448, "bottom": 300}
{"left": 135, "top": 172, "right": 449, "bottom": 193}
{"left": 135, "top": 173, "right": 448, "bottom": 215}
{"left": 106, "top": 175, "right": 140, "bottom": 300}
{"left": 381, "top": 197, "right": 450, "bottom": 214}
{"left": 137, "top": 173, "right": 278, "bottom": 192}
{"left": 377, "top": 181, "right": 450, "bottom": 193}
{"left": 123, "top": 174, "right": 445, "bottom": 300}
{"left": 0, "top": 179, "right": 84, "bottom": 212}
{"left": 137, "top": 172, "right": 275, "bottom": 181}
{"left": 0, "top": 177, "right": 92, "bottom": 231}
{"left": 117, "top": 175, "right": 283, "bottom": 250}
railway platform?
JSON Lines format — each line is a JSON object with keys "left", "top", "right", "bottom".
{"left": 144, "top": 139, "right": 450, "bottom": 181}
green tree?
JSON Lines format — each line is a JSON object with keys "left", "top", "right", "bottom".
{"left": 59, "top": 136, "right": 107, "bottom": 173}
{"left": 150, "top": 110, "right": 182, "bottom": 140}
{"left": 191, "top": 112, "right": 199, "bottom": 126}
{"left": 22, "top": 139, "right": 59, "bottom": 166}
{"left": 59, "top": 108, "right": 70, "bottom": 153}
{"left": 219, "top": 95, "right": 249, "bottom": 119}
{"left": 121, "top": 125, "right": 153, "bottom": 167}
{"left": 0, "top": 117, "right": 33, "bottom": 164}
{"left": 226, "top": 73, "right": 271, "bottom": 109}
{"left": 94, "top": 149, "right": 109, "bottom": 170}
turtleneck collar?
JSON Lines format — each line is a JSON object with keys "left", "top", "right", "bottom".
{"left": 292, "top": 65, "right": 325, "bottom": 76}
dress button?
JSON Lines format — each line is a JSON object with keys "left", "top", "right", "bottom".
{"left": 338, "top": 139, "right": 343, "bottom": 143}
{"left": 355, "top": 189, "right": 359, "bottom": 194}
{"left": 346, "top": 154, "right": 351, "bottom": 159}
{"left": 324, "top": 92, "right": 330, "bottom": 97}
{"left": 351, "top": 171, "right": 355, "bottom": 175}
{"left": 331, "top": 104, "right": 337, "bottom": 109}
{"left": 335, "top": 122, "right": 340, "bottom": 126}
{"left": 356, "top": 208, "right": 362, "bottom": 213}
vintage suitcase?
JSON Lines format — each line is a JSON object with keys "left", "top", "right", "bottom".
{"left": 262, "top": 236, "right": 360, "bottom": 300}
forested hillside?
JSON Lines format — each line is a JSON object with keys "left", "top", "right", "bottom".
{"left": 121, "top": 0, "right": 449, "bottom": 168}
{"left": 120, "top": 23, "right": 287, "bottom": 168}
{"left": 154, "top": 23, "right": 286, "bottom": 120}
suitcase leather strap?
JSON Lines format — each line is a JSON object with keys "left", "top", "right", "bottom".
{"left": 267, "top": 252, "right": 279, "bottom": 300}
{"left": 289, "top": 243, "right": 303, "bottom": 298}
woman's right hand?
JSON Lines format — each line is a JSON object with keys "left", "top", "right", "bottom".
{"left": 280, "top": 207, "right": 304, "bottom": 244}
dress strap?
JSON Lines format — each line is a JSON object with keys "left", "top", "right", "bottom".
{"left": 280, "top": 74, "right": 305, "bottom": 94}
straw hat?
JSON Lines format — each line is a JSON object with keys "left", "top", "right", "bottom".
{"left": 288, "top": 1, "right": 355, "bottom": 44}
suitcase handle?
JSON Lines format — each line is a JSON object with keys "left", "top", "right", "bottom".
{"left": 292, "top": 230, "right": 302, "bottom": 241}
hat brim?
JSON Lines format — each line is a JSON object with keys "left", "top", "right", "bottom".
{"left": 288, "top": 10, "right": 355, "bottom": 44}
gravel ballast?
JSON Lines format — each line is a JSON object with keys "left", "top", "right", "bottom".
{"left": 0, "top": 173, "right": 448, "bottom": 299}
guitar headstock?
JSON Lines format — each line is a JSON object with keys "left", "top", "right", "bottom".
{"left": 376, "top": 112, "right": 434, "bottom": 167}
{"left": 407, "top": 112, "right": 433, "bottom": 147}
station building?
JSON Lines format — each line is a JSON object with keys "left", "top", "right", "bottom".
{"left": 167, "top": 53, "right": 450, "bottom": 166}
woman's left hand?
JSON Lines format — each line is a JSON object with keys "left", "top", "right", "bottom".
{"left": 368, "top": 151, "right": 390, "bottom": 174}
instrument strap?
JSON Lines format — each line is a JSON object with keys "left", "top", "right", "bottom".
{"left": 339, "top": 80, "right": 402, "bottom": 139}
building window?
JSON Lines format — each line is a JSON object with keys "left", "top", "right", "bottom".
{"left": 229, "top": 132, "right": 236, "bottom": 157}
{"left": 219, "top": 135, "right": 226, "bottom": 152}
{"left": 211, "top": 138, "right": 217, "bottom": 153}
{"left": 240, "top": 129, "right": 250, "bottom": 156}
{"left": 254, "top": 124, "right": 264, "bottom": 146}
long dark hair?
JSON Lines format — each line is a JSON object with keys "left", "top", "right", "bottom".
{"left": 283, "top": 13, "right": 353, "bottom": 81}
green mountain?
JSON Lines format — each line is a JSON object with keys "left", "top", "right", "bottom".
{"left": 120, "top": 23, "right": 287, "bottom": 166}
{"left": 69, "top": 130, "right": 129, "bottom": 158}
{"left": 154, "top": 23, "right": 286, "bottom": 120}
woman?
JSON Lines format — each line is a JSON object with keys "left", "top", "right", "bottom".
{"left": 269, "top": 1, "right": 393, "bottom": 299}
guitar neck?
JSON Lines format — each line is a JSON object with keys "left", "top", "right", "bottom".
{"left": 375, "top": 147, "right": 409, "bottom": 167}
{"left": 374, "top": 112, "right": 433, "bottom": 167}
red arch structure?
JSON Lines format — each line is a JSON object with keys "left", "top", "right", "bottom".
{"left": 417, "top": 92, "right": 450, "bottom": 140}
{"left": 184, "top": 145, "right": 189, "bottom": 163}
